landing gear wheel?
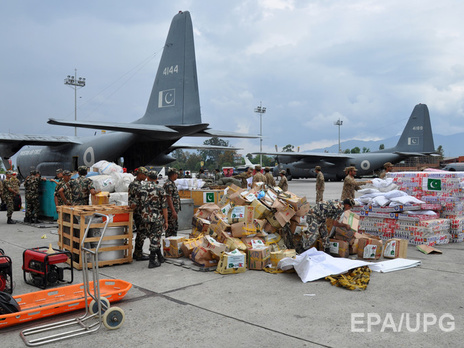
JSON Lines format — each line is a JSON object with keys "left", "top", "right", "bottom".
{"left": 102, "top": 307, "right": 125, "bottom": 330}
{"left": 89, "top": 297, "right": 110, "bottom": 315}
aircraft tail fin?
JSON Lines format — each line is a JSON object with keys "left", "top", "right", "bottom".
{"left": 137, "top": 11, "right": 201, "bottom": 126}
{"left": 393, "top": 103, "right": 435, "bottom": 153}
{"left": 244, "top": 157, "right": 254, "bottom": 167}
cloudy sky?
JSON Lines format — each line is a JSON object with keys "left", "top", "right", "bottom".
{"left": 1, "top": 0, "right": 463, "bottom": 158}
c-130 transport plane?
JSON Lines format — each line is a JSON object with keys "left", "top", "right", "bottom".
{"left": 255, "top": 103, "right": 436, "bottom": 181}
{"left": 0, "top": 11, "right": 255, "bottom": 178}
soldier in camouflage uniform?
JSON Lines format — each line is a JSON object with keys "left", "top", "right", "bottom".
{"left": 71, "top": 166, "right": 97, "bottom": 205}
{"left": 138, "top": 171, "right": 168, "bottom": 268}
{"left": 315, "top": 166, "right": 325, "bottom": 203}
{"left": 379, "top": 162, "right": 393, "bottom": 179}
{"left": 233, "top": 167, "right": 253, "bottom": 189}
{"left": 163, "top": 168, "right": 181, "bottom": 238}
{"left": 24, "top": 170, "right": 42, "bottom": 223}
{"left": 129, "top": 167, "right": 149, "bottom": 261}
{"left": 252, "top": 165, "right": 266, "bottom": 189}
{"left": 278, "top": 170, "right": 288, "bottom": 191}
{"left": 4, "top": 171, "right": 20, "bottom": 224}
{"left": 264, "top": 167, "right": 276, "bottom": 187}
{"left": 341, "top": 166, "right": 371, "bottom": 201}
{"left": 54, "top": 170, "right": 73, "bottom": 209}
{"left": 304, "top": 200, "right": 344, "bottom": 253}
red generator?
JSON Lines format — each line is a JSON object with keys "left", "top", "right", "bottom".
{"left": 22, "top": 247, "right": 73, "bottom": 289}
{"left": 0, "top": 248, "right": 13, "bottom": 294}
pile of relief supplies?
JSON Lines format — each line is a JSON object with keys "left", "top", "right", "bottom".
{"left": 161, "top": 182, "right": 417, "bottom": 284}
{"left": 86, "top": 160, "right": 134, "bottom": 205}
{"left": 352, "top": 172, "right": 464, "bottom": 246}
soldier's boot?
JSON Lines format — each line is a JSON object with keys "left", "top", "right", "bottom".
{"left": 7, "top": 218, "right": 16, "bottom": 225}
{"left": 33, "top": 217, "right": 42, "bottom": 224}
{"left": 133, "top": 248, "right": 150, "bottom": 261}
{"left": 155, "top": 248, "right": 165, "bottom": 263}
{"left": 148, "top": 251, "right": 161, "bottom": 268}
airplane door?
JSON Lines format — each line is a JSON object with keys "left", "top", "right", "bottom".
{"left": 72, "top": 156, "right": 78, "bottom": 171}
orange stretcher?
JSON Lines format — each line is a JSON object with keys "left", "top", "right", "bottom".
{"left": 0, "top": 279, "right": 132, "bottom": 329}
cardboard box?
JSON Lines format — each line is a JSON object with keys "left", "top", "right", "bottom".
{"left": 192, "top": 216, "right": 210, "bottom": 233}
{"left": 251, "top": 199, "right": 271, "bottom": 219}
{"left": 223, "top": 236, "right": 247, "bottom": 252}
{"left": 163, "top": 236, "right": 185, "bottom": 258}
{"left": 231, "top": 222, "right": 257, "bottom": 238}
{"left": 92, "top": 191, "right": 110, "bottom": 205}
{"left": 241, "top": 236, "right": 266, "bottom": 249}
{"left": 350, "top": 233, "right": 363, "bottom": 255}
{"left": 203, "top": 235, "right": 227, "bottom": 258}
{"left": 181, "top": 236, "right": 203, "bottom": 258}
{"left": 195, "top": 203, "right": 220, "bottom": 220}
{"left": 270, "top": 249, "right": 296, "bottom": 267}
{"left": 190, "top": 246, "right": 218, "bottom": 268}
{"left": 228, "top": 205, "right": 247, "bottom": 223}
{"left": 383, "top": 238, "right": 408, "bottom": 259}
{"left": 279, "top": 192, "right": 307, "bottom": 210}
{"left": 266, "top": 214, "right": 283, "bottom": 229}
{"left": 247, "top": 247, "right": 271, "bottom": 270}
{"left": 216, "top": 249, "right": 247, "bottom": 274}
{"left": 341, "top": 210, "right": 360, "bottom": 231}
{"left": 357, "top": 237, "right": 383, "bottom": 260}
{"left": 294, "top": 201, "right": 311, "bottom": 217}
{"left": 329, "top": 239, "right": 349, "bottom": 258}
{"left": 334, "top": 226, "right": 355, "bottom": 243}
{"left": 209, "top": 213, "right": 231, "bottom": 236}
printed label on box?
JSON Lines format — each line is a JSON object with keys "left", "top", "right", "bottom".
{"left": 363, "top": 244, "right": 378, "bottom": 259}
{"left": 329, "top": 242, "right": 340, "bottom": 254}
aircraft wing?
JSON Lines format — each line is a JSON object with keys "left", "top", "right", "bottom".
{"left": 48, "top": 118, "right": 179, "bottom": 137}
{"left": 0, "top": 133, "right": 82, "bottom": 159}
{"left": 170, "top": 144, "right": 242, "bottom": 151}
{"left": 192, "top": 129, "right": 260, "bottom": 139}
{"left": 254, "top": 151, "right": 353, "bottom": 161}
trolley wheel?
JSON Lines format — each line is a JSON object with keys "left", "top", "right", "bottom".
{"left": 102, "top": 307, "right": 125, "bottom": 330}
{"left": 89, "top": 297, "right": 110, "bottom": 315}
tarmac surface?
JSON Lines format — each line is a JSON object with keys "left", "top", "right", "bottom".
{"left": 1, "top": 179, "right": 463, "bottom": 347}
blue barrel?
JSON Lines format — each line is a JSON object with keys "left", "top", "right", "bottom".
{"left": 39, "top": 180, "right": 58, "bottom": 220}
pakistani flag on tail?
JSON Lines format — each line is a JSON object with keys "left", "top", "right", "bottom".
{"left": 426, "top": 178, "right": 442, "bottom": 191}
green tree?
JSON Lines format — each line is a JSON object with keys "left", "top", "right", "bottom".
{"left": 282, "top": 144, "right": 294, "bottom": 152}
{"left": 351, "top": 147, "right": 361, "bottom": 154}
{"left": 362, "top": 147, "right": 370, "bottom": 153}
{"left": 379, "top": 144, "right": 385, "bottom": 150}
{"left": 344, "top": 149, "right": 351, "bottom": 154}
{"left": 437, "top": 145, "right": 444, "bottom": 160}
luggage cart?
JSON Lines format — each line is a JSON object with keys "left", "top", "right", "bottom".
{"left": 20, "top": 213, "right": 127, "bottom": 346}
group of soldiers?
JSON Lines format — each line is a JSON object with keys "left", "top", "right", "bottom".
{"left": 1, "top": 170, "right": 21, "bottom": 224}
{"left": 233, "top": 165, "right": 288, "bottom": 191}
{"left": 53, "top": 167, "right": 98, "bottom": 209}
{"left": 128, "top": 167, "right": 180, "bottom": 269}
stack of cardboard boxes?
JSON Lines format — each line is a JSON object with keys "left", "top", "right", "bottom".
{"left": 162, "top": 184, "right": 411, "bottom": 273}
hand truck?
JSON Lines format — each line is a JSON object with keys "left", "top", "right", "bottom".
{"left": 20, "top": 213, "right": 127, "bottom": 346}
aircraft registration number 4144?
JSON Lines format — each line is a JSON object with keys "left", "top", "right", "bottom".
{"left": 163, "top": 65, "right": 178, "bottom": 75}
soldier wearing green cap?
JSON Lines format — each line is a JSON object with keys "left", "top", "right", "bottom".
{"left": 129, "top": 167, "right": 149, "bottom": 261}
{"left": 70, "top": 165, "right": 97, "bottom": 205}
{"left": 4, "top": 170, "right": 20, "bottom": 224}
{"left": 55, "top": 170, "right": 72, "bottom": 208}
{"left": 163, "top": 168, "right": 180, "bottom": 237}
{"left": 24, "top": 170, "right": 43, "bottom": 223}
{"left": 138, "top": 171, "right": 168, "bottom": 268}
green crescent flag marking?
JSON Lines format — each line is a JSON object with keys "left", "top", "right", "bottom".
{"left": 427, "top": 178, "right": 442, "bottom": 191}
{"left": 205, "top": 192, "right": 215, "bottom": 203}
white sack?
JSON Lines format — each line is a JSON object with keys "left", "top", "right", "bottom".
{"left": 89, "top": 175, "right": 115, "bottom": 193}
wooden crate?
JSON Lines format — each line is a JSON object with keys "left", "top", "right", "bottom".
{"left": 178, "top": 189, "right": 225, "bottom": 213}
{"left": 57, "top": 205, "right": 133, "bottom": 270}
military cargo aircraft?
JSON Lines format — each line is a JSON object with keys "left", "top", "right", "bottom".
{"left": 255, "top": 103, "right": 436, "bottom": 181}
{"left": 0, "top": 11, "right": 255, "bottom": 178}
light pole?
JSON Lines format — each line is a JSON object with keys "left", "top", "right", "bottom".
{"left": 64, "top": 69, "right": 86, "bottom": 136}
{"left": 334, "top": 118, "right": 343, "bottom": 153}
{"left": 254, "top": 102, "right": 266, "bottom": 166}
